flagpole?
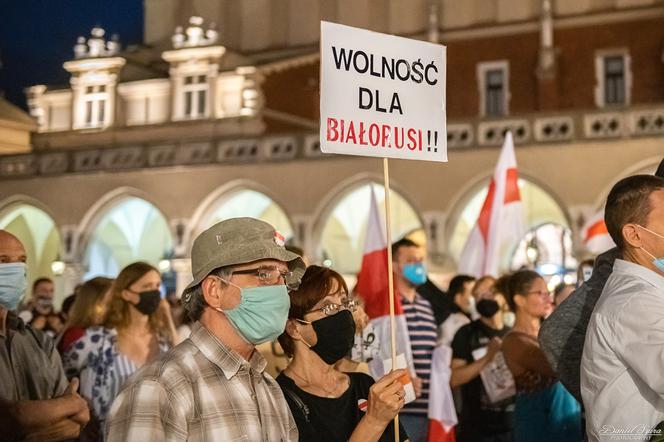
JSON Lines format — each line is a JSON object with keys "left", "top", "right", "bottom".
{"left": 382, "top": 157, "right": 400, "bottom": 442}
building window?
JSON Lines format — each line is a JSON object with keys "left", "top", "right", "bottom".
{"left": 183, "top": 75, "right": 207, "bottom": 118}
{"left": 485, "top": 69, "right": 505, "bottom": 116}
{"left": 82, "top": 84, "right": 109, "bottom": 128}
{"left": 478, "top": 61, "right": 509, "bottom": 117}
{"left": 595, "top": 50, "right": 631, "bottom": 108}
{"left": 604, "top": 56, "right": 625, "bottom": 105}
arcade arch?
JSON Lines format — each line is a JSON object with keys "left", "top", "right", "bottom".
{"left": 448, "top": 177, "right": 573, "bottom": 275}
{"left": 317, "top": 181, "right": 424, "bottom": 275}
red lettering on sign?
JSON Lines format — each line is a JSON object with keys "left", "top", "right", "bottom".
{"left": 369, "top": 123, "right": 380, "bottom": 146}
{"left": 327, "top": 118, "right": 339, "bottom": 141}
{"left": 381, "top": 124, "right": 390, "bottom": 148}
{"left": 325, "top": 117, "right": 431, "bottom": 154}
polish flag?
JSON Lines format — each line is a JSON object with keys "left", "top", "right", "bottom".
{"left": 582, "top": 210, "right": 615, "bottom": 254}
{"left": 355, "top": 186, "right": 415, "bottom": 378}
{"left": 458, "top": 132, "right": 526, "bottom": 277}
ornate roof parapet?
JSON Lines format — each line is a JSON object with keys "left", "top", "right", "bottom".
{"left": 73, "top": 27, "right": 120, "bottom": 59}
{"left": 172, "top": 16, "right": 219, "bottom": 49}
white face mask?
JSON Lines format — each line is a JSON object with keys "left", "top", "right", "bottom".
{"left": 502, "top": 311, "right": 516, "bottom": 328}
{"left": 468, "top": 296, "right": 478, "bottom": 319}
{"left": 582, "top": 266, "right": 593, "bottom": 282}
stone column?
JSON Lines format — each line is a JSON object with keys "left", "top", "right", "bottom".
{"left": 427, "top": 0, "right": 440, "bottom": 44}
{"left": 170, "top": 218, "right": 190, "bottom": 258}
{"left": 237, "top": 66, "right": 265, "bottom": 117}
{"left": 536, "top": 0, "right": 558, "bottom": 110}
{"left": 170, "top": 64, "right": 184, "bottom": 120}
{"left": 291, "top": 214, "right": 313, "bottom": 265}
{"left": 422, "top": 210, "right": 449, "bottom": 271}
{"left": 61, "top": 262, "right": 87, "bottom": 297}
{"left": 568, "top": 204, "right": 595, "bottom": 259}
{"left": 171, "top": 258, "right": 193, "bottom": 298}
{"left": 206, "top": 61, "right": 219, "bottom": 118}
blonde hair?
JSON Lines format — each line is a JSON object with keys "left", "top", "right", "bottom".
{"left": 67, "top": 277, "right": 113, "bottom": 329}
{"left": 104, "top": 262, "right": 173, "bottom": 344}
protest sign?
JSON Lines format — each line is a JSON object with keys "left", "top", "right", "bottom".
{"left": 472, "top": 347, "right": 517, "bottom": 404}
{"left": 319, "top": 26, "right": 448, "bottom": 417}
{"left": 320, "top": 21, "right": 447, "bottom": 162}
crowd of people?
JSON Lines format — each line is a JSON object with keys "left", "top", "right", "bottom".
{"left": 1, "top": 159, "right": 663, "bottom": 441}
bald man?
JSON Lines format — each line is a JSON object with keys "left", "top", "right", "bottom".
{"left": 0, "top": 230, "right": 89, "bottom": 441}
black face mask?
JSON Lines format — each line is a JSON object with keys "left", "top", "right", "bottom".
{"left": 133, "top": 290, "right": 161, "bottom": 316}
{"left": 476, "top": 299, "right": 500, "bottom": 318}
{"left": 307, "top": 309, "right": 356, "bottom": 365}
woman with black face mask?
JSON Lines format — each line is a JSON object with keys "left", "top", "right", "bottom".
{"left": 62, "top": 262, "right": 176, "bottom": 439}
{"left": 277, "top": 265, "right": 409, "bottom": 442}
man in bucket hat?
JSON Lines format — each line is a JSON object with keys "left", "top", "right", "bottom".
{"left": 106, "top": 217, "right": 305, "bottom": 441}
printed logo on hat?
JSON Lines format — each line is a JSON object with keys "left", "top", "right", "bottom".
{"left": 215, "top": 234, "right": 223, "bottom": 245}
{"left": 274, "top": 231, "right": 285, "bottom": 247}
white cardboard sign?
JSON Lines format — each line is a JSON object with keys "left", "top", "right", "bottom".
{"left": 320, "top": 21, "right": 447, "bottom": 162}
{"left": 471, "top": 347, "right": 516, "bottom": 404}
{"left": 382, "top": 353, "right": 417, "bottom": 404}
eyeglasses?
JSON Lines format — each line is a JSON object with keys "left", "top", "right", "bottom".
{"left": 307, "top": 298, "right": 359, "bottom": 316}
{"left": 232, "top": 266, "right": 298, "bottom": 289}
{"left": 527, "top": 290, "right": 551, "bottom": 298}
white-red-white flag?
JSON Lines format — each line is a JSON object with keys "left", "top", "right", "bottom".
{"left": 355, "top": 187, "right": 414, "bottom": 378}
{"left": 582, "top": 209, "right": 615, "bottom": 254}
{"left": 427, "top": 345, "right": 458, "bottom": 442}
{"left": 458, "top": 132, "right": 526, "bottom": 277}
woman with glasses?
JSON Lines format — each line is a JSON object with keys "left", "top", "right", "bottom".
{"left": 502, "top": 270, "right": 582, "bottom": 442}
{"left": 277, "top": 265, "right": 409, "bottom": 442}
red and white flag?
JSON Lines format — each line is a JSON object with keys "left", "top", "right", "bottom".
{"left": 357, "top": 187, "right": 456, "bottom": 441}
{"left": 355, "top": 187, "right": 415, "bottom": 378}
{"left": 582, "top": 209, "right": 615, "bottom": 254}
{"left": 458, "top": 132, "right": 526, "bottom": 277}
{"left": 427, "top": 345, "right": 457, "bottom": 442}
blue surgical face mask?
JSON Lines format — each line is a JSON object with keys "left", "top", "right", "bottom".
{"left": 638, "top": 225, "right": 664, "bottom": 272}
{"left": 214, "top": 278, "right": 290, "bottom": 345}
{"left": 402, "top": 262, "right": 427, "bottom": 286}
{"left": 0, "top": 262, "right": 27, "bottom": 311}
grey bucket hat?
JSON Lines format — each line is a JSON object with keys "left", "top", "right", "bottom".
{"left": 181, "top": 217, "right": 305, "bottom": 309}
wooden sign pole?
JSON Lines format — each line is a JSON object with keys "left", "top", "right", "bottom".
{"left": 382, "top": 157, "right": 400, "bottom": 442}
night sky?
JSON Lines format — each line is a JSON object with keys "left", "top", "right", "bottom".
{"left": 0, "top": 0, "right": 144, "bottom": 109}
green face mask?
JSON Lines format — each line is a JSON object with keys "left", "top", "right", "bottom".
{"left": 214, "top": 278, "right": 291, "bottom": 345}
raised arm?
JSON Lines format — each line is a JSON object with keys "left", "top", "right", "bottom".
{"left": 450, "top": 336, "right": 502, "bottom": 388}
{"left": 349, "top": 370, "right": 406, "bottom": 442}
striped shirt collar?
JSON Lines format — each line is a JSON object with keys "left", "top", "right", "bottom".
{"left": 189, "top": 321, "right": 267, "bottom": 379}
{"left": 400, "top": 291, "right": 424, "bottom": 305}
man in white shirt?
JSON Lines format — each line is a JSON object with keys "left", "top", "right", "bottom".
{"left": 581, "top": 174, "right": 664, "bottom": 442}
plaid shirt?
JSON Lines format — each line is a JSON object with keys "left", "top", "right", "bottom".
{"left": 105, "top": 322, "right": 298, "bottom": 441}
